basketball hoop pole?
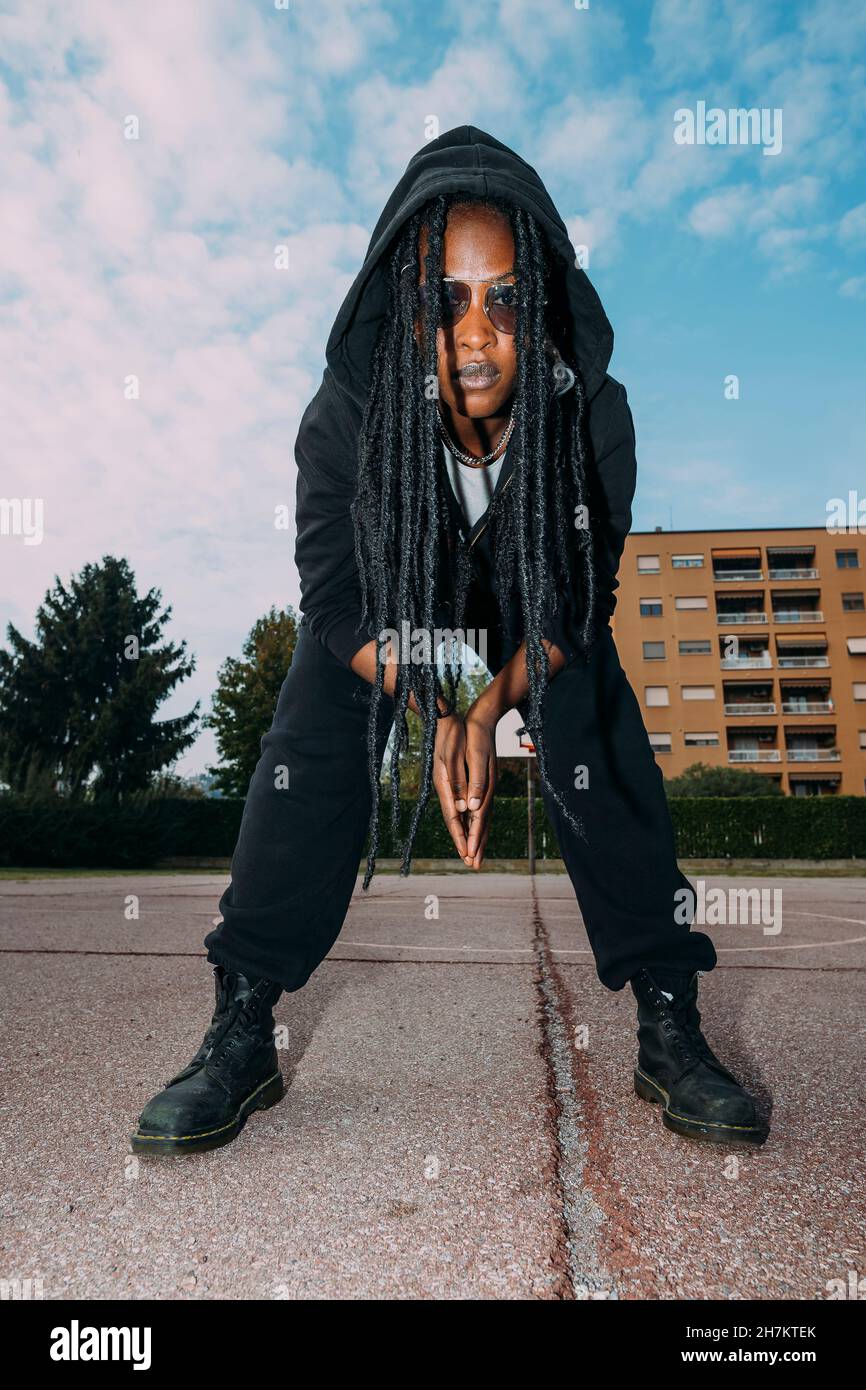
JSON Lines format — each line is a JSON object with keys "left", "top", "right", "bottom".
{"left": 526, "top": 756, "right": 536, "bottom": 875}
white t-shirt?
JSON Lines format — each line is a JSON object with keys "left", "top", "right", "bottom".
{"left": 442, "top": 440, "right": 507, "bottom": 531}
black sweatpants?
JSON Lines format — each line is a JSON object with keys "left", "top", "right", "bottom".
{"left": 203, "top": 617, "right": 716, "bottom": 993}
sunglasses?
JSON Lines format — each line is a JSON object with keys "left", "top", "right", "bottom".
{"left": 400, "top": 262, "right": 521, "bottom": 335}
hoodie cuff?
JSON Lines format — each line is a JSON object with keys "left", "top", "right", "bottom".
{"left": 319, "top": 613, "right": 375, "bottom": 669}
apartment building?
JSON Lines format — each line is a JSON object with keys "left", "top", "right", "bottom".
{"left": 611, "top": 527, "right": 866, "bottom": 795}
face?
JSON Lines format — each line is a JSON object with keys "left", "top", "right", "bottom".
{"left": 414, "top": 203, "right": 518, "bottom": 421}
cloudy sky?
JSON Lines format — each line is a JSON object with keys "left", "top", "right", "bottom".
{"left": 2, "top": 0, "right": 864, "bottom": 775}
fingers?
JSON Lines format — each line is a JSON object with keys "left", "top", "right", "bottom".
{"left": 437, "top": 720, "right": 469, "bottom": 814}
{"left": 464, "top": 731, "right": 489, "bottom": 813}
{"left": 436, "top": 778, "right": 468, "bottom": 860}
{"left": 468, "top": 817, "right": 492, "bottom": 871}
{"left": 433, "top": 717, "right": 496, "bottom": 869}
{"left": 466, "top": 757, "right": 497, "bottom": 867}
{"left": 452, "top": 772, "right": 469, "bottom": 814}
{"left": 465, "top": 803, "right": 488, "bottom": 864}
{"left": 433, "top": 742, "right": 469, "bottom": 861}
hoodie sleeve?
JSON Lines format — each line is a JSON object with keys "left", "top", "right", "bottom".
{"left": 542, "top": 378, "right": 637, "bottom": 662}
{"left": 294, "top": 370, "right": 373, "bottom": 668}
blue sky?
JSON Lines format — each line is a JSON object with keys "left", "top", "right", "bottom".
{"left": 1, "top": 0, "right": 864, "bottom": 774}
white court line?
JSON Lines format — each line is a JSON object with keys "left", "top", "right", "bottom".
{"left": 553, "top": 935, "right": 866, "bottom": 956}
{"left": 547, "top": 906, "right": 866, "bottom": 950}
{"left": 784, "top": 910, "right": 866, "bottom": 926}
{"left": 336, "top": 934, "right": 866, "bottom": 956}
{"left": 338, "top": 911, "right": 866, "bottom": 957}
{"left": 334, "top": 942, "right": 533, "bottom": 954}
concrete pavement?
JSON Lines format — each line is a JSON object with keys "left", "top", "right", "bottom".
{"left": 0, "top": 871, "right": 863, "bottom": 1299}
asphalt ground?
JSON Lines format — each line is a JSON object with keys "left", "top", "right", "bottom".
{"left": 1, "top": 871, "right": 863, "bottom": 1300}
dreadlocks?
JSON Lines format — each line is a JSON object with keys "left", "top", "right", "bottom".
{"left": 351, "top": 192, "right": 598, "bottom": 889}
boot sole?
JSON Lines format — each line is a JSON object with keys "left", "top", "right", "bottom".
{"left": 130, "top": 1071, "right": 284, "bottom": 1155}
{"left": 634, "top": 1067, "right": 768, "bottom": 1146}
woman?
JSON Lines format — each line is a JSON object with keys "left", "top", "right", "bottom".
{"left": 131, "top": 126, "right": 766, "bottom": 1154}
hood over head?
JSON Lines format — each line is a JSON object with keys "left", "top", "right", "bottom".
{"left": 325, "top": 124, "right": 614, "bottom": 413}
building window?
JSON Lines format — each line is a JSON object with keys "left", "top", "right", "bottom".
{"left": 679, "top": 639, "right": 712, "bottom": 655}
{"left": 848, "top": 637, "right": 866, "bottom": 655}
{"left": 637, "top": 554, "right": 661, "bottom": 573}
{"left": 672, "top": 554, "right": 704, "bottom": 568}
{"left": 854, "top": 683, "right": 866, "bottom": 701}
{"left": 682, "top": 685, "right": 716, "bottom": 700}
{"left": 648, "top": 733, "right": 672, "bottom": 753}
{"left": 640, "top": 599, "right": 663, "bottom": 617}
{"left": 675, "top": 596, "right": 709, "bottom": 610}
{"left": 836, "top": 550, "right": 860, "bottom": 569}
{"left": 645, "top": 686, "right": 669, "bottom": 707}
{"left": 791, "top": 778, "right": 841, "bottom": 797}
{"left": 642, "top": 640, "right": 666, "bottom": 661}
{"left": 684, "top": 732, "right": 719, "bottom": 747}
{"left": 843, "top": 592, "right": 866, "bottom": 611}
{"left": 859, "top": 731, "right": 866, "bottom": 750}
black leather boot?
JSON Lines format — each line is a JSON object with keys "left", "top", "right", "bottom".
{"left": 131, "top": 965, "right": 284, "bottom": 1155}
{"left": 630, "top": 968, "right": 767, "bottom": 1146}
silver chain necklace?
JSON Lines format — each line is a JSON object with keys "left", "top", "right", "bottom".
{"left": 437, "top": 404, "right": 515, "bottom": 468}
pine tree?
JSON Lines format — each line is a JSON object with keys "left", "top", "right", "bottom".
{"left": 0, "top": 555, "right": 199, "bottom": 799}
{"left": 205, "top": 606, "right": 299, "bottom": 797}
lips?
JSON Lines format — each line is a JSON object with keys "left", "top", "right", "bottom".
{"left": 455, "top": 362, "right": 500, "bottom": 390}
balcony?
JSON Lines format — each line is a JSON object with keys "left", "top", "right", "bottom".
{"left": 728, "top": 749, "right": 782, "bottom": 763}
{"left": 781, "top": 701, "right": 833, "bottom": 714}
{"left": 721, "top": 653, "right": 772, "bottom": 670}
{"left": 724, "top": 702, "right": 777, "bottom": 715}
{"left": 787, "top": 748, "right": 842, "bottom": 762}
{"left": 773, "top": 610, "right": 825, "bottom": 623}
{"left": 713, "top": 569, "right": 764, "bottom": 582}
{"left": 767, "top": 549, "right": 818, "bottom": 580}
{"left": 716, "top": 612, "right": 768, "bottom": 624}
{"left": 777, "top": 654, "right": 830, "bottom": 668}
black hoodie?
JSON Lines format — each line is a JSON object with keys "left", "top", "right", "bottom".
{"left": 294, "top": 124, "right": 637, "bottom": 671}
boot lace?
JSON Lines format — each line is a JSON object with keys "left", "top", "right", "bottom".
{"left": 657, "top": 1001, "right": 702, "bottom": 1075}
{"left": 204, "top": 995, "right": 265, "bottom": 1074}
{"left": 167, "top": 977, "right": 268, "bottom": 1085}
{"left": 667, "top": 993, "right": 707, "bottom": 1066}
{"left": 665, "top": 980, "right": 736, "bottom": 1081}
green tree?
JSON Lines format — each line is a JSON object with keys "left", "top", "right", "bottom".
{"left": 205, "top": 606, "right": 299, "bottom": 796}
{"left": 0, "top": 555, "right": 199, "bottom": 800}
{"left": 664, "top": 761, "right": 784, "bottom": 798}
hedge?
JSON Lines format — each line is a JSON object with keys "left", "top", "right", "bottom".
{"left": 1, "top": 793, "right": 865, "bottom": 867}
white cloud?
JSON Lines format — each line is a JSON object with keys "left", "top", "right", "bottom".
{"left": 801, "top": 0, "right": 866, "bottom": 58}
{"left": 839, "top": 275, "right": 866, "bottom": 300}
{"left": 839, "top": 201, "right": 866, "bottom": 243}
{"left": 0, "top": 0, "right": 384, "bottom": 775}
{"left": 689, "top": 175, "right": 827, "bottom": 273}
{"left": 648, "top": 0, "right": 733, "bottom": 82}
{"left": 688, "top": 184, "right": 753, "bottom": 237}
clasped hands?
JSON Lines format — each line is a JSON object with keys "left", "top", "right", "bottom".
{"left": 431, "top": 693, "right": 501, "bottom": 871}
